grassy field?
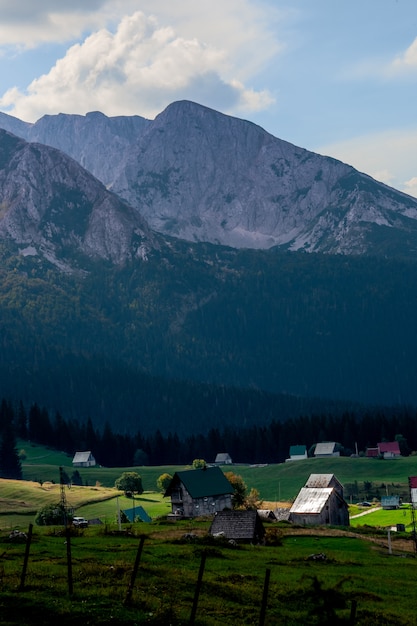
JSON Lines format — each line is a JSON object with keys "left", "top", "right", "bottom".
{"left": 1, "top": 520, "right": 417, "bottom": 624}
{"left": 18, "top": 441, "right": 417, "bottom": 502}
{"left": 6, "top": 440, "right": 417, "bottom": 535}
{"left": 3, "top": 443, "right": 417, "bottom": 623}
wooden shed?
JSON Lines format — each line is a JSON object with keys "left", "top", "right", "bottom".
{"left": 164, "top": 466, "right": 233, "bottom": 518}
{"left": 209, "top": 510, "right": 265, "bottom": 543}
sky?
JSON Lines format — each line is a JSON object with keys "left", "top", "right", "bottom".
{"left": 0, "top": 0, "right": 416, "bottom": 196}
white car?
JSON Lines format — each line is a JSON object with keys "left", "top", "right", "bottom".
{"left": 72, "top": 516, "right": 88, "bottom": 527}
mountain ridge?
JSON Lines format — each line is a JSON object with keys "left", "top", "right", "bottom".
{"left": 1, "top": 102, "right": 417, "bottom": 434}
{"left": 1, "top": 101, "right": 417, "bottom": 257}
{"left": 0, "top": 128, "right": 155, "bottom": 269}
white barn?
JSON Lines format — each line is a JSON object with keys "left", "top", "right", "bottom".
{"left": 72, "top": 451, "right": 96, "bottom": 467}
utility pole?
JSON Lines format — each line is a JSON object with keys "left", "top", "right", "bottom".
{"left": 59, "top": 466, "right": 69, "bottom": 526}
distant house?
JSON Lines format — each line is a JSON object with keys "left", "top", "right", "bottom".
{"left": 289, "top": 473, "right": 349, "bottom": 526}
{"left": 209, "top": 510, "right": 265, "bottom": 543}
{"left": 381, "top": 496, "right": 400, "bottom": 510}
{"left": 72, "top": 451, "right": 96, "bottom": 467}
{"left": 378, "top": 441, "right": 401, "bottom": 459}
{"left": 366, "top": 447, "right": 379, "bottom": 458}
{"left": 314, "top": 442, "right": 340, "bottom": 458}
{"left": 214, "top": 452, "right": 233, "bottom": 465}
{"left": 164, "top": 466, "right": 233, "bottom": 518}
{"left": 286, "top": 445, "right": 307, "bottom": 462}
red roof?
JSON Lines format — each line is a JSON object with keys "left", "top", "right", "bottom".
{"left": 409, "top": 476, "right": 417, "bottom": 489}
{"left": 378, "top": 441, "right": 401, "bottom": 454}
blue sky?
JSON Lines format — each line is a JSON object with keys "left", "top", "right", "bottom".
{"left": 0, "top": 0, "right": 416, "bottom": 196}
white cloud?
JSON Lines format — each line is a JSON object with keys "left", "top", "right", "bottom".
{"left": 404, "top": 177, "right": 417, "bottom": 198}
{"left": 0, "top": 11, "right": 275, "bottom": 122}
{"left": 318, "top": 128, "right": 417, "bottom": 199}
{"left": 388, "top": 37, "right": 417, "bottom": 74}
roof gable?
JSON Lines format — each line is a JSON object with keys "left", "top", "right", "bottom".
{"left": 305, "top": 474, "right": 341, "bottom": 489}
{"left": 165, "top": 466, "right": 233, "bottom": 498}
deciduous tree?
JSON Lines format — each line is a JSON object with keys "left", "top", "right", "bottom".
{"left": 115, "top": 471, "right": 143, "bottom": 496}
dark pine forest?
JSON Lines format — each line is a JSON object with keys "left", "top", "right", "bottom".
{"left": 1, "top": 397, "right": 416, "bottom": 478}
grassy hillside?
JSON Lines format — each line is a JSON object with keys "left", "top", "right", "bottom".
{"left": 19, "top": 441, "right": 417, "bottom": 501}
{"left": 4, "top": 441, "right": 417, "bottom": 533}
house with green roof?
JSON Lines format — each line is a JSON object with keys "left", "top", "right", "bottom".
{"left": 164, "top": 466, "right": 233, "bottom": 518}
{"left": 287, "top": 445, "right": 307, "bottom": 462}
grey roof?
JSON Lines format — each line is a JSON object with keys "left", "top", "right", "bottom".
{"left": 290, "top": 487, "right": 333, "bottom": 514}
{"left": 305, "top": 474, "right": 340, "bottom": 489}
{"left": 209, "top": 510, "right": 265, "bottom": 541}
{"left": 215, "top": 453, "right": 232, "bottom": 463}
{"left": 314, "top": 442, "right": 336, "bottom": 455}
{"left": 257, "top": 509, "right": 277, "bottom": 520}
{"left": 72, "top": 451, "right": 94, "bottom": 463}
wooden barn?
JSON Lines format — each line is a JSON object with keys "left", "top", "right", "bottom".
{"left": 289, "top": 473, "right": 349, "bottom": 527}
{"left": 209, "top": 510, "right": 265, "bottom": 543}
{"left": 72, "top": 451, "right": 96, "bottom": 467}
{"left": 164, "top": 466, "right": 233, "bottom": 518}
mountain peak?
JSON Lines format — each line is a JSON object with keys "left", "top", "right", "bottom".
{"left": 1, "top": 101, "right": 417, "bottom": 257}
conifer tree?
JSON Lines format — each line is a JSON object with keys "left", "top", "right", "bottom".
{"left": 0, "top": 418, "right": 22, "bottom": 479}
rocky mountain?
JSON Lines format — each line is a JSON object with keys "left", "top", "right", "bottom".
{"left": 1, "top": 103, "right": 417, "bottom": 434}
{"left": 2, "top": 101, "right": 417, "bottom": 256}
{"left": 0, "top": 129, "right": 154, "bottom": 269}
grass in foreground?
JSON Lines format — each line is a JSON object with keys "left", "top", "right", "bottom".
{"left": 1, "top": 521, "right": 417, "bottom": 625}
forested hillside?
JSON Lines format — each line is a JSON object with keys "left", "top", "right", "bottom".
{"left": 1, "top": 237, "right": 417, "bottom": 436}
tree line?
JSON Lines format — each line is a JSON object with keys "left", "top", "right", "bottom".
{"left": 1, "top": 397, "right": 417, "bottom": 478}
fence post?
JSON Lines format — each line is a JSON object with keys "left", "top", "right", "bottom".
{"left": 189, "top": 551, "right": 207, "bottom": 626}
{"left": 65, "top": 525, "right": 73, "bottom": 596}
{"left": 18, "top": 523, "right": 33, "bottom": 591}
{"left": 125, "top": 535, "right": 145, "bottom": 605}
{"left": 349, "top": 599, "right": 358, "bottom": 625}
{"left": 259, "top": 568, "right": 271, "bottom": 626}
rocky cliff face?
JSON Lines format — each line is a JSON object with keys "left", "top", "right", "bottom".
{"left": 1, "top": 101, "right": 417, "bottom": 256}
{"left": 0, "top": 130, "right": 154, "bottom": 269}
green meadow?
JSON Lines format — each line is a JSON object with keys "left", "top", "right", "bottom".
{"left": 2, "top": 442, "right": 417, "bottom": 623}
{"left": 1, "top": 519, "right": 417, "bottom": 624}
